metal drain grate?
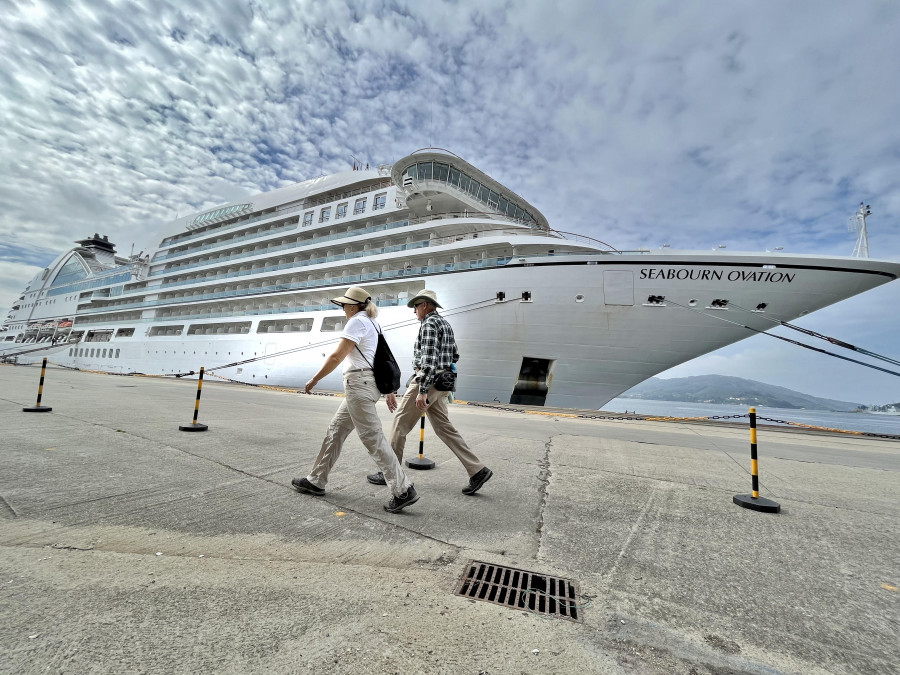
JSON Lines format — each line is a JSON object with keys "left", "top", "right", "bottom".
{"left": 454, "top": 560, "right": 582, "bottom": 622}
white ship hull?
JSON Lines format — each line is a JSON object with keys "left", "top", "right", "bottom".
{"left": 4, "top": 149, "right": 898, "bottom": 407}
{"left": 6, "top": 254, "right": 897, "bottom": 408}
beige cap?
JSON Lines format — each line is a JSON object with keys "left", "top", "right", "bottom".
{"left": 332, "top": 286, "right": 371, "bottom": 306}
{"left": 407, "top": 289, "right": 442, "bottom": 308}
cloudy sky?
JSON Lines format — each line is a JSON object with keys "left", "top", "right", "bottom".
{"left": 2, "top": 0, "right": 899, "bottom": 404}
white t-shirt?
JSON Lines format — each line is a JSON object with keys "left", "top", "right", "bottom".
{"left": 340, "top": 313, "right": 379, "bottom": 373}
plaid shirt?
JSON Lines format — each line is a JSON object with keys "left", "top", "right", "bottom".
{"left": 413, "top": 311, "right": 459, "bottom": 394}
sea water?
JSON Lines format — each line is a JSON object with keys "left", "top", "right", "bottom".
{"left": 604, "top": 398, "right": 900, "bottom": 436}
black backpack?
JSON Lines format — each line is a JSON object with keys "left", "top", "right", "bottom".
{"left": 356, "top": 319, "right": 401, "bottom": 395}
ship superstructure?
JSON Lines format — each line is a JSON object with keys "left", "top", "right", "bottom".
{"left": 3, "top": 149, "right": 899, "bottom": 408}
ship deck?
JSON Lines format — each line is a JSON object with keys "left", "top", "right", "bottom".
{"left": 1, "top": 364, "right": 897, "bottom": 674}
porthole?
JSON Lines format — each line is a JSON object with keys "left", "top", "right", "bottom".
{"left": 575, "top": 294, "right": 585, "bottom": 303}
{"left": 689, "top": 299, "right": 697, "bottom": 306}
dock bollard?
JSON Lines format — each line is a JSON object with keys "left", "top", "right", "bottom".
{"left": 179, "top": 367, "right": 209, "bottom": 432}
{"left": 23, "top": 357, "right": 53, "bottom": 413}
{"left": 733, "top": 407, "right": 780, "bottom": 513}
{"left": 405, "top": 411, "right": 435, "bottom": 470}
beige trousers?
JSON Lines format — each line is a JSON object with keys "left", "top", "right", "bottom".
{"left": 307, "top": 371, "right": 412, "bottom": 496}
{"left": 389, "top": 379, "right": 484, "bottom": 477}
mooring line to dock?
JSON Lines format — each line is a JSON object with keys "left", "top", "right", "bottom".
{"left": 665, "top": 298, "right": 900, "bottom": 379}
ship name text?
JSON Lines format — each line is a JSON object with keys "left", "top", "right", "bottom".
{"left": 639, "top": 268, "right": 795, "bottom": 283}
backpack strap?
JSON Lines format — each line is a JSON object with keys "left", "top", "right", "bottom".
{"left": 353, "top": 317, "right": 381, "bottom": 369}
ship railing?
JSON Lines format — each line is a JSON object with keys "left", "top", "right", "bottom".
{"left": 72, "top": 257, "right": 515, "bottom": 323}
{"left": 151, "top": 218, "right": 412, "bottom": 272}
{"left": 153, "top": 214, "right": 546, "bottom": 281}
{"left": 154, "top": 209, "right": 538, "bottom": 268}
{"left": 152, "top": 220, "right": 301, "bottom": 262}
{"left": 428, "top": 225, "right": 566, "bottom": 248}
{"left": 158, "top": 179, "right": 394, "bottom": 252}
{"left": 154, "top": 239, "right": 436, "bottom": 289}
{"left": 158, "top": 204, "right": 308, "bottom": 251}
{"left": 550, "top": 230, "right": 619, "bottom": 252}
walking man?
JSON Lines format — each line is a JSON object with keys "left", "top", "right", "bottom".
{"left": 367, "top": 290, "right": 493, "bottom": 495}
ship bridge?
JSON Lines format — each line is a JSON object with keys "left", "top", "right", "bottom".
{"left": 392, "top": 149, "right": 550, "bottom": 231}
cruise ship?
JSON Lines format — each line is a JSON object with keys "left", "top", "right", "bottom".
{"left": 3, "top": 149, "right": 899, "bottom": 408}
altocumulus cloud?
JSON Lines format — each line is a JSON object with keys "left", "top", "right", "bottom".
{"left": 1, "top": 0, "right": 899, "bottom": 400}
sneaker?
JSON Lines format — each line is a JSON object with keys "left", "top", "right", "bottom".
{"left": 367, "top": 471, "right": 387, "bottom": 486}
{"left": 462, "top": 467, "right": 492, "bottom": 495}
{"left": 383, "top": 485, "right": 419, "bottom": 513}
{"left": 292, "top": 477, "right": 325, "bottom": 496}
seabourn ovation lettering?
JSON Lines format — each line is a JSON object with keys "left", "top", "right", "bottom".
{"left": 639, "top": 268, "right": 795, "bottom": 283}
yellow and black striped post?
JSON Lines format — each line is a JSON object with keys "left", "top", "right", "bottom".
{"left": 23, "top": 357, "right": 53, "bottom": 412}
{"left": 734, "top": 407, "right": 780, "bottom": 513}
{"left": 406, "top": 411, "right": 435, "bottom": 470}
{"left": 179, "top": 367, "right": 209, "bottom": 432}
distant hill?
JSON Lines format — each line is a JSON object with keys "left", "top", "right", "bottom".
{"left": 619, "top": 375, "right": 862, "bottom": 411}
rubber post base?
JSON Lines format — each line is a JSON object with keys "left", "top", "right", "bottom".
{"left": 23, "top": 406, "right": 52, "bottom": 413}
{"left": 733, "top": 494, "right": 781, "bottom": 513}
{"left": 406, "top": 456, "right": 435, "bottom": 470}
{"left": 179, "top": 423, "right": 209, "bottom": 432}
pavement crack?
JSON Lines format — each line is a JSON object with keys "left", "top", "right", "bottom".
{"left": 534, "top": 435, "right": 554, "bottom": 560}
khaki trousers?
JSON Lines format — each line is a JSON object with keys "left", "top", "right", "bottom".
{"left": 307, "top": 371, "right": 412, "bottom": 497}
{"left": 389, "top": 379, "right": 484, "bottom": 478}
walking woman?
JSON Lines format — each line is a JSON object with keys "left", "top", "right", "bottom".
{"left": 292, "top": 286, "right": 420, "bottom": 513}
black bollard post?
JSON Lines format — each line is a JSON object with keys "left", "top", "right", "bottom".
{"left": 734, "top": 407, "right": 780, "bottom": 513}
{"left": 406, "top": 411, "right": 435, "bottom": 470}
{"left": 23, "top": 358, "right": 53, "bottom": 412}
{"left": 179, "top": 367, "right": 209, "bottom": 432}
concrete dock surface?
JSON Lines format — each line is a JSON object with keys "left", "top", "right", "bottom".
{"left": 1, "top": 364, "right": 897, "bottom": 674}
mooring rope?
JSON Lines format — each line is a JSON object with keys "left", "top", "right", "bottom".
{"left": 665, "top": 299, "right": 900, "bottom": 378}
{"left": 726, "top": 301, "right": 900, "bottom": 368}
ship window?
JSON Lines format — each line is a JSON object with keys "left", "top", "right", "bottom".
{"left": 321, "top": 316, "right": 347, "bottom": 332}
{"left": 115, "top": 349, "right": 120, "bottom": 358}
{"left": 488, "top": 190, "right": 499, "bottom": 209}
{"left": 102, "top": 349, "right": 107, "bottom": 358}
{"left": 303, "top": 212, "right": 314, "bottom": 226}
{"left": 319, "top": 207, "right": 331, "bottom": 223}
{"left": 416, "top": 163, "right": 427, "bottom": 181}
{"left": 498, "top": 196, "right": 509, "bottom": 213}
{"left": 458, "top": 173, "right": 470, "bottom": 192}
{"left": 434, "top": 163, "right": 449, "bottom": 182}
{"left": 50, "top": 256, "right": 90, "bottom": 288}
{"left": 479, "top": 186, "right": 491, "bottom": 203}
{"left": 257, "top": 318, "right": 313, "bottom": 333}
{"left": 149, "top": 325, "right": 184, "bottom": 336}
{"left": 448, "top": 167, "right": 460, "bottom": 187}
{"left": 336, "top": 202, "right": 347, "bottom": 219}
{"left": 468, "top": 179, "right": 481, "bottom": 198}
{"left": 354, "top": 197, "right": 367, "bottom": 215}
{"left": 373, "top": 193, "right": 386, "bottom": 210}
